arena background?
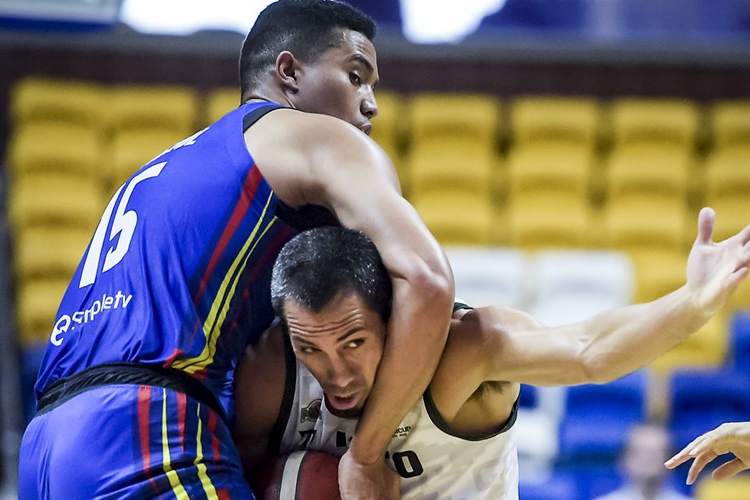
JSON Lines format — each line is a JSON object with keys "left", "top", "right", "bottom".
{"left": 1, "top": 1, "right": 750, "bottom": 499}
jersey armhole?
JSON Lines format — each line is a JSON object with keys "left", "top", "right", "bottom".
{"left": 422, "top": 390, "right": 519, "bottom": 441}
{"left": 268, "top": 331, "right": 297, "bottom": 455}
{"left": 242, "top": 103, "right": 285, "bottom": 132}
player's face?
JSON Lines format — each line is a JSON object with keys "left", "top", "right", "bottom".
{"left": 290, "top": 29, "right": 379, "bottom": 135}
{"left": 285, "top": 292, "right": 386, "bottom": 418}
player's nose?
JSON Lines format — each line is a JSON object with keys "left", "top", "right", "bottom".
{"left": 361, "top": 89, "right": 378, "bottom": 120}
{"left": 326, "top": 355, "right": 356, "bottom": 387}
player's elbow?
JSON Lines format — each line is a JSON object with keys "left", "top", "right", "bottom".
{"left": 420, "top": 263, "right": 455, "bottom": 310}
{"left": 578, "top": 348, "right": 621, "bottom": 385}
{"left": 404, "top": 261, "right": 454, "bottom": 327}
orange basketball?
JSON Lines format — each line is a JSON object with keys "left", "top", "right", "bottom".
{"left": 254, "top": 451, "right": 341, "bottom": 500}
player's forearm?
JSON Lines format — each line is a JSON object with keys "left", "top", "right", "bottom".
{"left": 576, "top": 284, "right": 710, "bottom": 383}
{"left": 349, "top": 276, "right": 452, "bottom": 464}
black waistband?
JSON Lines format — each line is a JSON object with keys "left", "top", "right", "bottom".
{"left": 37, "top": 362, "right": 226, "bottom": 422}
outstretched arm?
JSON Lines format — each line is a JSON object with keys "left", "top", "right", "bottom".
{"left": 462, "top": 208, "right": 750, "bottom": 387}
{"left": 246, "top": 110, "right": 454, "bottom": 500}
{"left": 665, "top": 421, "right": 750, "bottom": 484}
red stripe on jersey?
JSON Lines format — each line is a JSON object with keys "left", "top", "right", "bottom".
{"left": 194, "top": 165, "right": 263, "bottom": 306}
{"left": 208, "top": 409, "right": 221, "bottom": 461}
{"left": 137, "top": 385, "right": 160, "bottom": 492}
{"left": 177, "top": 391, "right": 187, "bottom": 451}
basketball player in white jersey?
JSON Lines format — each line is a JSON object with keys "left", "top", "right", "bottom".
{"left": 234, "top": 208, "right": 750, "bottom": 499}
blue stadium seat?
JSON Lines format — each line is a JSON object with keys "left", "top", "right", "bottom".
{"left": 519, "top": 383, "right": 539, "bottom": 409}
{"left": 558, "top": 370, "right": 648, "bottom": 461}
{"left": 519, "top": 472, "right": 579, "bottom": 500}
{"left": 668, "top": 368, "right": 750, "bottom": 451}
{"left": 555, "top": 461, "right": 623, "bottom": 500}
{"left": 729, "top": 312, "right": 750, "bottom": 375}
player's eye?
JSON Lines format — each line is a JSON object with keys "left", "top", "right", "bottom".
{"left": 349, "top": 72, "right": 361, "bottom": 85}
{"left": 297, "top": 345, "right": 319, "bottom": 354}
{"left": 345, "top": 339, "right": 364, "bottom": 349}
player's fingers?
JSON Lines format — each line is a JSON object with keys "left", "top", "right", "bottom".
{"left": 712, "top": 458, "right": 746, "bottom": 481}
{"left": 736, "top": 222, "right": 750, "bottom": 246}
{"left": 686, "top": 453, "right": 716, "bottom": 485}
{"left": 726, "top": 267, "right": 750, "bottom": 291}
{"left": 738, "top": 241, "right": 750, "bottom": 267}
{"left": 696, "top": 207, "right": 716, "bottom": 246}
{"left": 665, "top": 453, "right": 689, "bottom": 469}
{"left": 668, "top": 436, "right": 706, "bottom": 468}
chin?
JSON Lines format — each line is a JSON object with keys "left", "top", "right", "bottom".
{"left": 331, "top": 406, "right": 364, "bottom": 419}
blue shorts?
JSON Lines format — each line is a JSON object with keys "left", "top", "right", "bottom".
{"left": 19, "top": 384, "right": 256, "bottom": 500}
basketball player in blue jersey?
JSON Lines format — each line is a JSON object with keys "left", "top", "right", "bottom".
{"left": 234, "top": 208, "right": 750, "bottom": 499}
{"left": 18, "top": 2, "right": 454, "bottom": 499}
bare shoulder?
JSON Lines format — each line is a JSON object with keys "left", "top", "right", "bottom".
{"left": 428, "top": 308, "right": 530, "bottom": 412}
{"left": 426, "top": 307, "right": 540, "bottom": 435}
{"left": 243, "top": 109, "right": 398, "bottom": 207}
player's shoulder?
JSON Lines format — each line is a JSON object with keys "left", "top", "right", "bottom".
{"left": 248, "top": 107, "right": 363, "bottom": 144}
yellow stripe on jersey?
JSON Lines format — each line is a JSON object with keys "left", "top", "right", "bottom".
{"left": 194, "top": 403, "right": 219, "bottom": 499}
{"left": 161, "top": 389, "right": 189, "bottom": 500}
{"left": 173, "top": 191, "right": 277, "bottom": 373}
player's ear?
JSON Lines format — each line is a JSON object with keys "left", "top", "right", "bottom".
{"left": 275, "top": 51, "right": 300, "bottom": 93}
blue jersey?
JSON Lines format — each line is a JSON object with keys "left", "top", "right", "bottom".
{"left": 34, "top": 101, "right": 305, "bottom": 418}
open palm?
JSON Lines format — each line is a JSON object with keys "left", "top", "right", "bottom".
{"left": 685, "top": 207, "right": 750, "bottom": 315}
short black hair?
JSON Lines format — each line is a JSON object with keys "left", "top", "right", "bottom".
{"left": 271, "top": 226, "right": 392, "bottom": 324}
{"left": 239, "top": 0, "right": 376, "bottom": 101}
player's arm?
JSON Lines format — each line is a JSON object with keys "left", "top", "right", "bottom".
{"left": 232, "top": 324, "right": 288, "bottom": 478}
{"left": 246, "top": 111, "right": 454, "bottom": 478}
{"left": 446, "top": 208, "right": 750, "bottom": 389}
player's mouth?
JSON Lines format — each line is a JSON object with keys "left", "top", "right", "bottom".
{"left": 325, "top": 392, "right": 362, "bottom": 415}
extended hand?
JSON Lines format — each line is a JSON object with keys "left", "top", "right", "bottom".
{"left": 685, "top": 207, "right": 750, "bottom": 315}
{"left": 665, "top": 421, "right": 750, "bottom": 484}
{"left": 338, "top": 449, "right": 400, "bottom": 500}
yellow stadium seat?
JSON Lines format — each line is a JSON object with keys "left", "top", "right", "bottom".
{"left": 370, "top": 90, "right": 408, "bottom": 193}
{"left": 407, "top": 139, "right": 495, "bottom": 196}
{"left": 609, "top": 97, "right": 700, "bottom": 150}
{"left": 409, "top": 92, "right": 501, "bottom": 149}
{"left": 605, "top": 144, "right": 692, "bottom": 204}
{"left": 412, "top": 192, "right": 493, "bottom": 246}
{"left": 205, "top": 87, "right": 239, "bottom": 125}
{"left": 650, "top": 312, "right": 728, "bottom": 376}
{"left": 708, "top": 198, "right": 750, "bottom": 243}
{"left": 511, "top": 95, "right": 601, "bottom": 150}
{"left": 629, "top": 248, "right": 686, "bottom": 303}
{"left": 710, "top": 99, "right": 750, "bottom": 151}
{"left": 704, "top": 148, "right": 750, "bottom": 201}
{"left": 13, "top": 226, "right": 91, "bottom": 281}
{"left": 15, "top": 278, "right": 69, "bottom": 346}
{"left": 370, "top": 89, "right": 404, "bottom": 152}
{"left": 107, "top": 128, "right": 189, "bottom": 189}
{"left": 10, "top": 77, "right": 105, "bottom": 128}
{"left": 7, "top": 122, "right": 104, "bottom": 179}
{"left": 8, "top": 173, "right": 105, "bottom": 230}
{"left": 600, "top": 198, "right": 690, "bottom": 254}
{"left": 695, "top": 475, "right": 750, "bottom": 500}
{"left": 728, "top": 278, "right": 750, "bottom": 314}
{"left": 506, "top": 194, "right": 592, "bottom": 250}
{"left": 505, "top": 143, "right": 593, "bottom": 200}
{"left": 108, "top": 84, "right": 199, "bottom": 135}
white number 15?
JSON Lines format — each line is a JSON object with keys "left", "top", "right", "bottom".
{"left": 79, "top": 162, "right": 166, "bottom": 288}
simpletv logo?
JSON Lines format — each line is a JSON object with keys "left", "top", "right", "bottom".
{"left": 50, "top": 291, "right": 133, "bottom": 346}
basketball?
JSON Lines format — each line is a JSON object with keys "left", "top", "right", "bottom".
{"left": 253, "top": 451, "right": 341, "bottom": 500}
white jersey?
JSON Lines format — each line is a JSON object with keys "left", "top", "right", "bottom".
{"left": 274, "top": 341, "right": 519, "bottom": 500}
